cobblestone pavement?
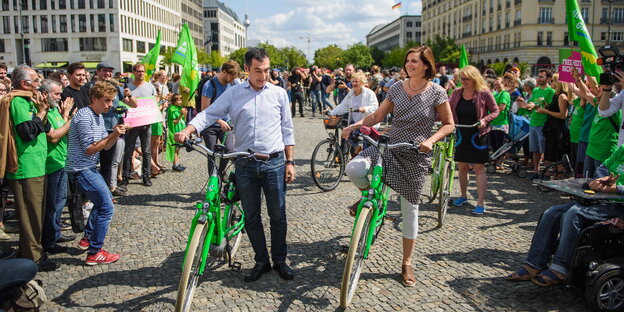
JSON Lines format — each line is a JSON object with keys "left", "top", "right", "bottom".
{"left": 2, "top": 107, "right": 593, "bottom": 311}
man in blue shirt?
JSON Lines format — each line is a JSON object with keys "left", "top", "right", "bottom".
{"left": 176, "top": 48, "right": 296, "bottom": 282}
{"left": 67, "top": 81, "right": 128, "bottom": 265}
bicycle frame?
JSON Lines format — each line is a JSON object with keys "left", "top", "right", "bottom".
{"left": 181, "top": 150, "right": 245, "bottom": 275}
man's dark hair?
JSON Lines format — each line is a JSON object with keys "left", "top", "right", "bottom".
{"left": 244, "top": 48, "right": 269, "bottom": 68}
{"left": 67, "top": 62, "right": 86, "bottom": 75}
{"left": 0, "top": 63, "right": 7, "bottom": 71}
{"left": 538, "top": 68, "right": 552, "bottom": 79}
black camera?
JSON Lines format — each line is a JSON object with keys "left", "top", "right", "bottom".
{"left": 113, "top": 105, "right": 128, "bottom": 116}
{"left": 598, "top": 46, "right": 624, "bottom": 86}
{"left": 335, "top": 76, "right": 345, "bottom": 88}
{"left": 118, "top": 77, "right": 129, "bottom": 84}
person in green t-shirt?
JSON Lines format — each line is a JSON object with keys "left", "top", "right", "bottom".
{"left": 166, "top": 94, "right": 187, "bottom": 171}
{"left": 5, "top": 65, "right": 59, "bottom": 271}
{"left": 568, "top": 98, "right": 584, "bottom": 166}
{"left": 40, "top": 79, "right": 76, "bottom": 253}
{"left": 517, "top": 69, "right": 555, "bottom": 177}
{"left": 489, "top": 77, "right": 511, "bottom": 168}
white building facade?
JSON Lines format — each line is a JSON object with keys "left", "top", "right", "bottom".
{"left": 203, "top": 0, "right": 246, "bottom": 57}
{"left": 0, "top": 0, "right": 203, "bottom": 73}
{"left": 366, "top": 15, "right": 423, "bottom": 53}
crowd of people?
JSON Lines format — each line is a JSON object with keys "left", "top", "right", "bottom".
{"left": 0, "top": 44, "right": 623, "bottom": 308}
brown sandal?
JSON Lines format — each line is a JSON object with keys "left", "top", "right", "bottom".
{"left": 505, "top": 265, "right": 539, "bottom": 282}
{"left": 401, "top": 265, "right": 416, "bottom": 287}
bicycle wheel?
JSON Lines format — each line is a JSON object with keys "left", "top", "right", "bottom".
{"left": 437, "top": 161, "right": 452, "bottom": 228}
{"left": 340, "top": 206, "right": 373, "bottom": 309}
{"left": 224, "top": 204, "right": 243, "bottom": 262}
{"left": 428, "top": 144, "right": 442, "bottom": 203}
{"left": 311, "top": 139, "right": 345, "bottom": 191}
{"left": 175, "top": 222, "right": 207, "bottom": 312}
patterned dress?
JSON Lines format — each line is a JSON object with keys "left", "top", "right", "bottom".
{"left": 357, "top": 82, "right": 448, "bottom": 204}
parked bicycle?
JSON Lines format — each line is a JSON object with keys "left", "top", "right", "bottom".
{"left": 339, "top": 129, "right": 419, "bottom": 308}
{"left": 174, "top": 137, "right": 260, "bottom": 312}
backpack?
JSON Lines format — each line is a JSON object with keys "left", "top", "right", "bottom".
{"left": 7, "top": 279, "right": 47, "bottom": 312}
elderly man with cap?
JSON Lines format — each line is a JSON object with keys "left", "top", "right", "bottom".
{"left": 87, "top": 62, "right": 136, "bottom": 196}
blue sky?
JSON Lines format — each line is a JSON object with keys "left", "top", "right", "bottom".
{"left": 225, "top": 0, "right": 422, "bottom": 61}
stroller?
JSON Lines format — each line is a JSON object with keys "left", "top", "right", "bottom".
{"left": 486, "top": 113, "right": 531, "bottom": 176}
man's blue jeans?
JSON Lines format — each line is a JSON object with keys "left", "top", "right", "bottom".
{"left": 321, "top": 90, "right": 333, "bottom": 111}
{"left": 74, "top": 167, "right": 114, "bottom": 254}
{"left": 0, "top": 258, "right": 37, "bottom": 302}
{"left": 235, "top": 154, "right": 288, "bottom": 265}
{"left": 526, "top": 201, "right": 623, "bottom": 276}
{"left": 42, "top": 169, "right": 68, "bottom": 249}
{"left": 310, "top": 90, "right": 323, "bottom": 114}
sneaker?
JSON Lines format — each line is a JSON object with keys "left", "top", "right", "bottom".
{"left": 37, "top": 254, "right": 60, "bottom": 272}
{"left": 111, "top": 188, "right": 126, "bottom": 196}
{"left": 78, "top": 236, "right": 90, "bottom": 251}
{"left": 172, "top": 164, "right": 186, "bottom": 172}
{"left": 0, "top": 227, "right": 10, "bottom": 240}
{"left": 85, "top": 249, "right": 120, "bottom": 265}
{"left": 2, "top": 222, "right": 19, "bottom": 233}
{"left": 0, "top": 248, "right": 16, "bottom": 260}
{"left": 59, "top": 221, "right": 72, "bottom": 231}
{"left": 452, "top": 197, "right": 468, "bottom": 206}
{"left": 45, "top": 243, "right": 68, "bottom": 254}
{"left": 472, "top": 205, "right": 486, "bottom": 215}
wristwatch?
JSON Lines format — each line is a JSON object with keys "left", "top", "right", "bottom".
{"left": 286, "top": 160, "right": 296, "bottom": 166}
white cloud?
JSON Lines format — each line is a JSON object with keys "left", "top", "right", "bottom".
{"left": 247, "top": 0, "right": 412, "bottom": 61}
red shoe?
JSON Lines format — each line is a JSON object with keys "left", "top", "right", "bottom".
{"left": 78, "top": 236, "right": 90, "bottom": 251}
{"left": 85, "top": 249, "right": 120, "bottom": 266}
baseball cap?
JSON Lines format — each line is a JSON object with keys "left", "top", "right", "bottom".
{"left": 97, "top": 61, "right": 115, "bottom": 71}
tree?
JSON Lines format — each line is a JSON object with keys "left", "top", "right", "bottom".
{"left": 196, "top": 47, "right": 210, "bottom": 66}
{"left": 228, "top": 48, "right": 247, "bottom": 68}
{"left": 160, "top": 46, "right": 175, "bottom": 68}
{"left": 382, "top": 46, "right": 407, "bottom": 68}
{"left": 340, "top": 42, "right": 373, "bottom": 70}
{"left": 258, "top": 42, "right": 286, "bottom": 68}
{"left": 425, "top": 35, "right": 461, "bottom": 65}
{"left": 370, "top": 47, "right": 385, "bottom": 66}
{"left": 206, "top": 50, "right": 227, "bottom": 69}
{"left": 313, "top": 44, "right": 343, "bottom": 70}
{"left": 281, "top": 46, "right": 308, "bottom": 69}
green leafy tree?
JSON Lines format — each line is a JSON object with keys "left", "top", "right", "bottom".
{"left": 258, "top": 42, "right": 286, "bottom": 68}
{"left": 160, "top": 46, "right": 175, "bottom": 68}
{"left": 370, "top": 47, "right": 385, "bottom": 66}
{"left": 196, "top": 47, "right": 210, "bottom": 66}
{"left": 313, "top": 44, "right": 343, "bottom": 70}
{"left": 281, "top": 46, "right": 308, "bottom": 69}
{"left": 425, "top": 35, "right": 461, "bottom": 65}
{"left": 228, "top": 47, "right": 247, "bottom": 68}
{"left": 340, "top": 42, "right": 373, "bottom": 69}
{"left": 382, "top": 46, "right": 407, "bottom": 68}
{"left": 206, "top": 50, "right": 227, "bottom": 69}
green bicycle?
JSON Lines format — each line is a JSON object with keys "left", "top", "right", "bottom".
{"left": 427, "top": 122, "right": 479, "bottom": 228}
{"left": 174, "top": 137, "right": 262, "bottom": 312}
{"left": 340, "top": 128, "right": 419, "bottom": 309}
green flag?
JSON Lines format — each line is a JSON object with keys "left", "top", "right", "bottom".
{"left": 566, "top": 0, "right": 602, "bottom": 78}
{"left": 141, "top": 30, "right": 161, "bottom": 82}
{"left": 172, "top": 24, "right": 200, "bottom": 101}
{"left": 459, "top": 44, "right": 469, "bottom": 69}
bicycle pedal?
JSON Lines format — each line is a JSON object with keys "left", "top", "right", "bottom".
{"left": 230, "top": 261, "right": 242, "bottom": 272}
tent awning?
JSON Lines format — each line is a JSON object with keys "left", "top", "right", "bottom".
{"left": 82, "top": 61, "right": 99, "bottom": 69}
{"left": 34, "top": 62, "right": 68, "bottom": 69}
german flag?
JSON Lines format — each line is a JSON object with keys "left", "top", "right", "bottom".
{"left": 392, "top": 2, "right": 402, "bottom": 9}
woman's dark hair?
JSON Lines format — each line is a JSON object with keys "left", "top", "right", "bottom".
{"left": 245, "top": 48, "right": 269, "bottom": 67}
{"left": 403, "top": 46, "right": 436, "bottom": 80}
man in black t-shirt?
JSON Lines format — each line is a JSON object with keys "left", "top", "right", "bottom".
{"left": 288, "top": 68, "right": 307, "bottom": 117}
{"left": 309, "top": 66, "right": 322, "bottom": 116}
{"left": 61, "top": 62, "right": 90, "bottom": 111}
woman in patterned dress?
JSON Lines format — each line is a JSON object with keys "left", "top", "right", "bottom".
{"left": 342, "top": 46, "right": 455, "bottom": 287}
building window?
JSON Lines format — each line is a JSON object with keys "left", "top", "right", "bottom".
{"left": 49, "top": 0, "right": 53, "bottom": 9}
{"left": 537, "top": 31, "right": 543, "bottom": 46}
{"left": 97, "top": 0, "right": 104, "bottom": 8}
{"left": 0, "top": 39, "right": 4, "bottom": 53}
{"left": 109, "top": 14, "right": 114, "bottom": 32}
{"left": 407, "top": 21, "right": 413, "bottom": 27}
{"left": 32, "top": 15, "right": 37, "bottom": 33}
{"left": 89, "top": 14, "right": 94, "bottom": 32}
{"left": 78, "top": 14, "right": 86, "bottom": 32}
{"left": 41, "top": 38, "right": 68, "bottom": 51}
{"left": 122, "top": 38, "right": 133, "bottom": 52}
{"left": 546, "top": 32, "right": 552, "bottom": 46}
{"left": 59, "top": 0, "right": 65, "bottom": 9}
{"left": 109, "top": 0, "right": 113, "bottom": 8}
{"left": 41, "top": 15, "right": 48, "bottom": 33}
{"left": 22, "top": 16, "right": 29, "bottom": 33}
{"left": 539, "top": 7, "right": 552, "bottom": 24}
{"left": 602, "top": 7, "right": 608, "bottom": 23}
{"left": 581, "top": 7, "right": 589, "bottom": 22}
{"left": 614, "top": 8, "right": 624, "bottom": 24}
{"left": 70, "top": 14, "right": 75, "bottom": 32}
{"left": 613, "top": 32, "right": 623, "bottom": 41}
{"left": 59, "top": 15, "right": 66, "bottom": 32}
{"left": 79, "top": 37, "right": 106, "bottom": 51}
{"left": 3, "top": 16, "right": 10, "bottom": 34}
{"left": 78, "top": 0, "right": 84, "bottom": 8}
{"left": 601, "top": 32, "right": 607, "bottom": 41}
{"left": 137, "top": 41, "right": 145, "bottom": 53}
{"left": 98, "top": 14, "right": 105, "bottom": 32}
{"left": 39, "top": 0, "right": 46, "bottom": 9}
{"left": 51, "top": 15, "right": 56, "bottom": 33}
{"left": 2, "top": 0, "right": 8, "bottom": 10}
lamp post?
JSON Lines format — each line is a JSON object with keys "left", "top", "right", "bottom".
{"left": 607, "top": 0, "right": 613, "bottom": 45}
{"left": 18, "top": 0, "right": 26, "bottom": 64}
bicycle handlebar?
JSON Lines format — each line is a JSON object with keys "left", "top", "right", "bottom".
{"left": 356, "top": 132, "right": 420, "bottom": 151}
{"left": 175, "top": 137, "right": 268, "bottom": 160}
{"left": 455, "top": 122, "right": 481, "bottom": 128}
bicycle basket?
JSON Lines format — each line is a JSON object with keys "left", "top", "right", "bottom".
{"left": 323, "top": 116, "right": 342, "bottom": 129}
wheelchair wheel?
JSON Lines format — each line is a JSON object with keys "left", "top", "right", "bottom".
{"left": 586, "top": 268, "right": 624, "bottom": 312}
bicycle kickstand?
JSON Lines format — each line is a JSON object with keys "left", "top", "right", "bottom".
{"left": 226, "top": 245, "right": 242, "bottom": 272}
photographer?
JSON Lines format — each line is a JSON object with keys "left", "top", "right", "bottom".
{"left": 309, "top": 66, "right": 323, "bottom": 117}
{"left": 326, "top": 63, "right": 355, "bottom": 104}
{"left": 67, "top": 81, "right": 129, "bottom": 265}
{"left": 288, "top": 68, "right": 307, "bottom": 117}
{"left": 598, "top": 70, "right": 624, "bottom": 146}
{"left": 88, "top": 62, "right": 135, "bottom": 196}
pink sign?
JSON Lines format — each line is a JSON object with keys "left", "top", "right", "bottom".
{"left": 123, "top": 97, "right": 163, "bottom": 128}
{"left": 558, "top": 50, "right": 584, "bottom": 83}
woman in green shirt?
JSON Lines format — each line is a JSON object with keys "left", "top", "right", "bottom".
{"left": 489, "top": 76, "right": 511, "bottom": 169}
{"left": 568, "top": 97, "right": 584, "bottom": 171}
{"left": 166, "top": 94, "right": 187, "bottom": 171}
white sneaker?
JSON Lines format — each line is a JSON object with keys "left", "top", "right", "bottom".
{"left": 82, "top": 202, "right": 94, "bottom": 222}
{"left": 0, "top": 227, "right": 10, "bottom": 240}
